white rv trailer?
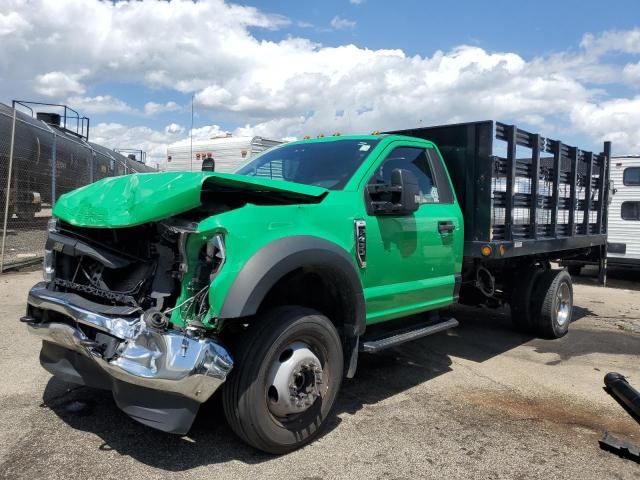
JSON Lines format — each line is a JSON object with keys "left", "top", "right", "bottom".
{"left": 164, "top": 135, "right": 282, "bottom": 173}
{"left": 607, "top": 156, "right": 640, "bottom": 268}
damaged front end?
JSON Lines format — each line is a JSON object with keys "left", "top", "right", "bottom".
{"left": 22, "top": 171, "right": 329, "bottom": 434}
{"left": 23, "top": 217, "right": 232, "bottom": 434}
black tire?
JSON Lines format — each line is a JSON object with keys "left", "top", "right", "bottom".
{"left": 222, "top": 306, "right": 343, "bottom": 454}
{"left": 567, "top": 265, "right": 582, "bottom": 277}
{"left": 510, "top": 266, "right": 543, "bottom": 332}
{"left": 531, "top": 269, "right": 573, "bottom": 339}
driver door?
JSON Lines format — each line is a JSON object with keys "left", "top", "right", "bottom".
{"left": 361, "top": 142, "right": 462, "bottom": 324}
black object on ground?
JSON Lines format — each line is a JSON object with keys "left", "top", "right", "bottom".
{"left": 604, "top": 372, "right": 640, "bottom": 423}
{"left": 599, "top": 431, "right": 640, "bottom": 463}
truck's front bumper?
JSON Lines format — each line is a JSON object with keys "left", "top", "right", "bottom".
{"left": 23, "top": 282, "right": 233, "bottom": 434}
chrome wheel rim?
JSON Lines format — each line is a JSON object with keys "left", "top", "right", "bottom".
{"left": 556, "top": 282, "right": 572, "bottom": 326}
{"left": 266, "top": 341, "right": 324, "bottom": 417}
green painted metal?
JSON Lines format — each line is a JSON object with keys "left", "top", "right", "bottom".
{"left": 356, "top": 139, "right": 463, "bottom": 322}
{"left": 52, "top": 135, "right": 464, "bottom": 329}
{"left": 52, "top": 171, "right": 328, "bottom": 228}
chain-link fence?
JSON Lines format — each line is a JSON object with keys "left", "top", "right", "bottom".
{"left": 0, "top": 103, "right": 154, "bottom": 271}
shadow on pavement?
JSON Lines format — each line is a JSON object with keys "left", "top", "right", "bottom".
{"left": 531, "top": 327, "right": 640, "bottom": 361}
{"left": 42, "top": 304, "right": 568, "bottom": 471}
{"left": 573, "top": 265, "right": 640, "bottom": 291}
{"left": 42, "top": 379, "right": 273, "bottom": 469}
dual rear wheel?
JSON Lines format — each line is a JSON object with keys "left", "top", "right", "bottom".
{"left": 511, "top": 268, "right": 574, "bottom": 338}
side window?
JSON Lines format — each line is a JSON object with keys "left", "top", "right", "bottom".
{"left": 253, "top": 158, "right": 300, "bottom": 181}
{"left": 369, "top": 146, "right": 439, "bottom": 204}
{"left": 621, "top": 201, "right": 640, "bottom": 221}
{"left": 255, "top": 159, "right": 284, "bottom": 179}
{"left": 623, "top": 167, "right": 640, "bottom": 186}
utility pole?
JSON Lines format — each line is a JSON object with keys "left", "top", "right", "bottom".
{"left": 190, "top": 94, "right": 194, "bottom": 171}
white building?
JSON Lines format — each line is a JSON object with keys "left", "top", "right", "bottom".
{"left": 164, "top": 135, "right": 282, "bottom": 173}
{"left": 608, "top": 156, "right": 640, "bottom": 268}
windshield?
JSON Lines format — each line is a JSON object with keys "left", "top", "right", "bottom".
{"left": 234, "top": 139, "right": 381, "bottom": 190}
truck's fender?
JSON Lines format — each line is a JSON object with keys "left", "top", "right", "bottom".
{"left": 219, "top": 235, "right": 365, "bottom": 334}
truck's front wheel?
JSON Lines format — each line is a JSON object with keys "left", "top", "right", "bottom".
{"left": 222, "top": 306, "right": 343, "bottom": 454}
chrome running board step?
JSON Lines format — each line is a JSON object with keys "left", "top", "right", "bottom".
{"left": 360, "top": 318, "right": 458, "bottom": 353}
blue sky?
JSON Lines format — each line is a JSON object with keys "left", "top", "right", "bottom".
{"left": 246, "top": 0, "right": 639, "bottom": 57}
{"left": 2, "top": 0, "right": 640, "bottom": 165}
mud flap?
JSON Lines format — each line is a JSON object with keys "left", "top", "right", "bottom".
{"left": 345, "top": 335, "right": 359, "bottom": 379}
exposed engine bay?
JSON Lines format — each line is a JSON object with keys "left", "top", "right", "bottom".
{"left": 26, "top": 217, "right": 233, "bottom": 434}
{"left": 45, "top": 217, "right": 225, "bottom": 332}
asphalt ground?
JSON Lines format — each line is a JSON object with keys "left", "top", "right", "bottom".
{"left": 0, "top": 269, "right": 638, "bottom": 479}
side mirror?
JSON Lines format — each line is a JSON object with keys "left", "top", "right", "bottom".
{"left": 366, "top": 168, "right": 419, "bottom": 215}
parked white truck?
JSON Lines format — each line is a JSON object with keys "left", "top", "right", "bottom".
{"left": 164, "top": 135, "right": 282, "bottom": 173}
{"left": 607, "top": 156, "right": 640, "bottom": 268}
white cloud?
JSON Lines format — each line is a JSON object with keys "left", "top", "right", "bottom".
{"left": 0, "top": 11, "right": 30, "bottom": 35}
{"left": 581, "top": 28, "right": 640, "bottom": 56}
{"left": 91, "top": 122, "right": 189, "bottom": 168}
{"left": 3, "top": 1, "right": 640, "bottom": 160}
{"left": 195, "top": 86, "right": 233, "bottom": 108}
{"left": 190, "top": 124, "right": 230, "bottom": 141}
{"left": 350, "top": 0, "right": 365, "bottom": 4}
{"left": 164, "top": 123, "right": 184, "bottom": 135}
{"left": 168, "top": 125, "right": 232, "bottom": 148}
{"left": 330, "top": 16, "right": 356, "bottom": 30}
{"left": 34, "top": 70, "right": 88, "bottom": 97}
{"left": 570, "top": 96, "right": 640, "bottom": 153}
{"left": 144, "top": 101, "right": 180, "bottom": 115}
{"left": 623, "top": 62, "right": 640, "bottom": 87}
{"left": 66, "top": 95, "right": 132, "bottom": 114}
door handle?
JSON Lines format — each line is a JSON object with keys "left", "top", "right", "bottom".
{"left": 438, "top": 221, "right": 456, "bottom": 234}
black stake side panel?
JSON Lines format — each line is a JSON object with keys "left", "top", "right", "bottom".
{"left": 385, "top": 120, "right": 610, "bottom": 261}
{"left": 601, "top": 142, "right": 612, "bottom": 235}
{"left": 530, "top": 134, "right": 541, "bottom": 239}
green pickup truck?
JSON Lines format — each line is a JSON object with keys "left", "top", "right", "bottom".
{"left": 22, "top": 121, "right": 610, "bottom": 453}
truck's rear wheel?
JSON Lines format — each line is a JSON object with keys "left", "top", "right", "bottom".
{"left": 510, "top": 266, "right": 543, "bottom": 332}
{"left": 532, "top": 269, "right": 573, "bottom": 339}
{"left": 222, "top": 306, "right": 343, "bottom": 454}
{"left": 567, "top": 265, "right": 582, "bottom": 277}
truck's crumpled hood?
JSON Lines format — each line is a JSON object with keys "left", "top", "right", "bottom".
{"left": 53, "top": 171, "right": 328, "bottom": 228}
